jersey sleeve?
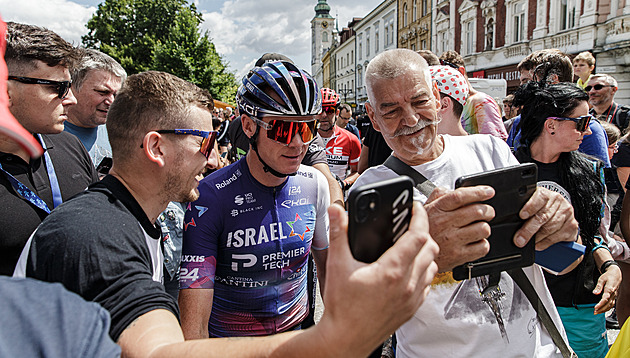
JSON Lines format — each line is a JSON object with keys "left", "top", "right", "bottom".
{"left": 312, "top": 169, "right": 330, "bottom": 250}
{"left": 180, "top": 186, "right": 222, "bottom": 290}
{"left": 349, "top": 133, "right": 362, "bottom": 166}
{"left": 476, "top": 96, "right": 508, "bottom": 140}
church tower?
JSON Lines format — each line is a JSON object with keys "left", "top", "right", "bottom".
{"left": 311, "top": 0, "right": 334, "bottom": 77}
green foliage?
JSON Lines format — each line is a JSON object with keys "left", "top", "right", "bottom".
{"left": 83, "top": 0, "right": 237, "bottom": 103}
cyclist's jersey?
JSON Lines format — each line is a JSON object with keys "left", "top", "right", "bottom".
{"left": 321, "top": 125, "right": 361, "bottom": 179}
{"left": 180, "top": 158, "right": 329, "bottom": 337}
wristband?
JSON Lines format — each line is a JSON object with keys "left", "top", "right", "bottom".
{"left": 599, "top": 260, "right": 619, "bottom": 274}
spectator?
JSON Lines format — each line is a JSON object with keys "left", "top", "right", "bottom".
{"left": 64, "top": 48, "right": 126, "bottom": 167}
{"left": 507, "top": 49, "right": 611, "bottom": 167}
{"left": 0, "top": 22, "right": 97, "bottom": 275}
{"left": 440, "top": 50, "right": 507, "bottom": 140}
{"left": 429, "top": 65, "right": 469, "bottom": 136}
{"left": 588, "top": 74, "right": 630, "bottom": 133}
{"left": 416, "top": 49, "right": 440, "bottom": 66}
{"left": 573, "top": 51, "right": 596, "bottom": 90}
{"left": 336, "top": 103, "right": 361, "bottom": 142}
{"left": 354, "top": 48, "right": 580, "bottom": 357}
{"left": 318, "top": 88, "right": 361, "bottom": 192}
{"left": 502, "top": 94, "right": 518, "bottom": 134}
{"left": 17, "top": 70, "right": 438, "bottom": 358}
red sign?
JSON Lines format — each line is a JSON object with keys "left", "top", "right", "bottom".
{"left": 472, "top": 70, "right": 485, "bottom": 78}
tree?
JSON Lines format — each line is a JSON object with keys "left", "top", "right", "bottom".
{"left": 83, "top": 0, "right": 237, "bottom": 103}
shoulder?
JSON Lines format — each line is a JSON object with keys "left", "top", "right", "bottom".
{"left": 353, "top": 165, "right": 395, "bottom": 189}
{"left": 199, "top": 159, "right": 246, "bottom": 194}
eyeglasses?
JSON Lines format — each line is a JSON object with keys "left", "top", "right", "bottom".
{"left": 585, "top": 84, "right": 615, "bottom": 92}
{"left": 547, "top": 115, "right": 592, "bottom": 132}
{"left": 440, "top": 59, "right": 460, "bottom": 70}
{"left": 322, "top": 106, "right": 337, "bottom": 115}
{"left": 250, "top": 116, "right": 317, "bottom": 145}
{"left": 8, "top": 76, "right": 72, "bottom": 99}
{"left": 609, "top": 142, "right": 619, "bottom": 154}
{"left": 156, "top": 129, "right": 218, "bottom": 158}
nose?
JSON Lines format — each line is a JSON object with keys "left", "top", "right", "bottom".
{"left": 288, "top": 131, "right": 306, "bottom": 147}
{"left": 582, "top": 123, "right": 592, "bottom": 136}
{"left": 63, "top": 88, "right": 78, "bottom": 106}
{"left": 206, "top": 145, "right": 219, "bottom": 169}
{"left": 401, "top": 105, "right": 420, "bottom": 127}
{"left": 104, "top": 93, "right": 115, "bottom": 105}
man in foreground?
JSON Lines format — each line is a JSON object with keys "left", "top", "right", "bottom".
{"left": 354, "top": 48, "right": 580, "bottom": 357}
{"left": 18, "top": 69, "right": 439, "bottom": 357}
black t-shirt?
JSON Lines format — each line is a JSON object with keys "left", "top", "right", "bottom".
{"left": 26, "top": 175, "right": 178, "bottom": 341}
{"left": 362, "top": 124, "right": 392, "bottom": 168}
{"left": 0, "top": 131, "right": 97, "bottom": 275}
{"left": 227, "top": 115, "right": 328, "bottom": 166}
{"left": 530, "top": 159, "right": 601, "bottom": 306}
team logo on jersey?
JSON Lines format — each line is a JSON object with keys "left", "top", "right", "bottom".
{"left": 184, "top": 218, "right": 196, "bottom": 231}
{"left": 231, "top": 253, "right": 257, "bottom": 271}
{"left": 195, "top": 206, "right": 208, "bottom": 217}
{"left": 234, "top": 193, "right": 256, "bottom": 206}
{"left": 288, "top": 186, "right": 301, "bottom": 196}
{"left": 234, "top": 195, "right": 244, "bottom": 205}
{"left": 186, "top": 202, "right": 192, "bottom": 211}
{"left": 287, "top": 213, "right": 311, "bottom": 241}
{"left": 231, "top": 209, "right": 239, "bottom": 217}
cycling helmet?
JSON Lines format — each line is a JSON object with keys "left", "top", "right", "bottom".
{"left": 237, "top": 60, "right": 321, "bottom": 118}
{"left": 320, "top": 87, "right": 340, "bottom": 107}
{"left": 236, "top": 60, "right": 320, "bottom": 178}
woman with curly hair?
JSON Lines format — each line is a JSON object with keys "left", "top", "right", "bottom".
{"left": 513, "top": 81, "right": 622, "bottom": 358}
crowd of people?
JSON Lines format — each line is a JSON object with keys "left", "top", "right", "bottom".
{"left": 3, "top": 15, "right": 630, "bottom": 358}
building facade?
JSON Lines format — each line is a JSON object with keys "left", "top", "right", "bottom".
{"left": 398, "top": 0, "right": 432, "bottom": 51}
{"left": 334, "top": 24, "right": 357, "bottom": 106}
{"left": 311, "top": 0, "right": 335, "bottom": 85}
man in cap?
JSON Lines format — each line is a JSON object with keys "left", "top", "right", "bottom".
{"left": 429, "top": 65, "right": 470, "bottom": 136}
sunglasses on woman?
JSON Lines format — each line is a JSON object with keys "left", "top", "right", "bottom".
{"left": 547, "top": 115, "right": 592, "bottom": 132}
{"left": 156, "top": 129, "right": 218, "bottom": 158}
{"left": 8, "top": 76, "right": 72, "bottom": 99}
{"left": 250, "top": 116, "right": 317, "bottom": 146}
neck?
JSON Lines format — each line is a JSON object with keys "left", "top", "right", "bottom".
{"left": 245, "top": 150, "right": 287, "bottom": 187}
{"left": 579, "top": 74, "right": 590, "bottom": 83}
{"left": 108, "top": 165, "right": 169, "bottom": 224}
{"left": 592, "top": 101, "right": 614, "bottom": 115}
{"left": 529, "top": 136, "right": 560, "bottom": 163}
{"left": 0, "top": 133, "right": 34, "bottom": 163}
{"left": 437, "top": 115, "right": 468, "bottom": 136}
{"left": 319, "top": 125, "right": 335, "bottom": 138}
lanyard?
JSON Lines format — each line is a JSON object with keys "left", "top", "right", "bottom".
{"left": 605, "top": 103, "right": 619, "bottom": 124}
{"left": 0, "top": 135, "right": 63, "bottom": 214}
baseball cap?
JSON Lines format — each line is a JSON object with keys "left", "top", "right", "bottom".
{"left": 0, "top": 17, "right": 43, "bottom": 158}
{"left": 255, "top": 53, "right": 294, "bottom": 67}
{"left": 429, "top": 65, "right": 469, "bottom": 106}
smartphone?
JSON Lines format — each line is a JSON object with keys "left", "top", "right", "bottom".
{"left": 452, "top": 163, "right": 538, "bottom": 280}
{"left": 348, "top": 176, "right": 414, "bottom": 263}
{"left": 96, "top": 157, "right": 113, "bottom": 176}
{"left": 536, "top": 241, "right": 585, "bottom": 274}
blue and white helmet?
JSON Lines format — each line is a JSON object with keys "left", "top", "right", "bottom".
{"left": 237, "top": 60, "right": 321, "bottom": 118}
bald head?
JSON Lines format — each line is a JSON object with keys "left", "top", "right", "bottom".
{"left": 366, "top": 49, "right": 431, "bottom": 103}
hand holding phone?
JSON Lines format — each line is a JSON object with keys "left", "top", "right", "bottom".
{"left": 348, "top": 176, "right": 414, "bottom": 263}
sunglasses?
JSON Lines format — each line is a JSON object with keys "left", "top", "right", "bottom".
{"left": 547, "top": 115, "right": 592, "bottom": 132}
{"left": 156, "top": 129, "right": 218, "bottom": 158}
{"left": 250, "top": 116, "right": 317, "bottom": 145}
{"left": 322, "top": 106, "right": 337, "bottom": 115}
{"left": 440, "top": 59, "right": 460, "bottom": 69}
{"left": 8, "top": 76, "right": 72, "bottom": 99}
{"left": 584, "top": 84, "right": 615, "bottom": 92}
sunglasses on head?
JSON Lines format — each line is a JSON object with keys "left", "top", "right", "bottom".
{"left": 156, "top": 129, "right": 218, "bottom": 158}
{"left": 439, "top": 59, "right": 460, "bottom": 70}
{"left": 250, "top": 116, "right": 317, "bottom": 146}
{"left": 547, "top": 115, "right": 592, "bottom": 132}
{"left": 584, "top": 84, "right": 615, "bottom": 92}
{"left": 8, "top": 76, "right": 72, "bottom": 99}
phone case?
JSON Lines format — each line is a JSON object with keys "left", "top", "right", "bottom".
{"left": 452, "top": 163, "right": 538, "bottom": 280}
{"left": 535, "top": 241, "right": 586, "bottom": 274}
{"left": 348, "top": 176, "right": 414, "bottom": 263}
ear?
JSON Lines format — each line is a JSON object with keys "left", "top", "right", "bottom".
{"left": 548, "top": 73, "right": 560, "bottom": 84}
{"left": 241, "top": 114, "right": 257, "bottom": 139}
{"left": 438, "top": 95, "right": 450, "bottom": 115}
{"left": 141, "top": 131, "right": 166, "bottom": 167}
{"left": 365, "top": 102, "right": 381, "bottom": 132}
{"left": 544, "top": 118, "right": 556, "bottom": 135}
{"left": 6, "top": 80, "right": 15, "bottom": 107}
{"left": 612, "top": 86, "right": 619, "bottom": 95}
{"left": 457, "top": 66, "right": 466, "bottom": 77}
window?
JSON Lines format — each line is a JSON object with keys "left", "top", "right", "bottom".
{"left": 411, "top": 43, "right": 416, "bottom": 51}
{"left": 413, "top": 1, "right": 418, "bottom": 22}
{"left": 465, "top": 21, "right": 474, "bottom": 55}
{"left": 358, "top": 67, "right": 363, "bottom": 87}
{"left": 560, "top": 0, "right": 576, "bottom": 30}
{"left": 439, "top": 31, "right": 448, "bottom": 54}
{"left": 358, "top": 36, "right": 363, "bottom": 60}
{"left": 403, "top": 4, "right": 408, "bottom": 27}
{"left": 421, "top": 39, "right": 426, "bottom": 49}
{"left": 385, "top": 25, "right": 390, "bottom": 45}
{"left": 422, "top": 0, "right": 428, "bottom": 16}
{"left": 486, "top": 18, "right": 494, "bottom": 50}
{"left": 366, "top": 29, "right": 371, "bottom": 56}
{"left": 513, "top": 2, "right": 525, "bottom": 42}
{"left": 351, "top": 50, "right": 354, "bottom": 63}
{"left": 323, "top": 31, "right": 328, "bottom": 42}
{"left": 375, "top": 27, "right": 379, "bottom": 52}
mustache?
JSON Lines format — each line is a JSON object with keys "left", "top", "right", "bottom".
{"left": 392, "top": 118, "right": 441, "bottom": 137}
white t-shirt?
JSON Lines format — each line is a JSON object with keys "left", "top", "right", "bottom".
{"left": 352, "top": 134, "right": 568, "bottom": 358}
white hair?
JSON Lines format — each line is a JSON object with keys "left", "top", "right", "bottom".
{"left": 365, "top": 49, "right": 431, "bottom": 103}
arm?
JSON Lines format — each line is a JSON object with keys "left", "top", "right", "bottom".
{"left": 178, "top": 289, "right": 214, "bottom": 340}
{"left": 312, "top": 162, "right": 344, "bottom": 207}
{"left": 592, "top": 243, "right": 622, "bottom": 315}
{"left": 343, "top": 165, "right": 360, "bottom": 187}
{"left": 357, "top": 145, "right": 369, "bottom": 174}
{"left": 117, "top": 203, "right": 438, "bottom": 358}
{"left": 311, "top": 248, "right": 327, "bottom": 295}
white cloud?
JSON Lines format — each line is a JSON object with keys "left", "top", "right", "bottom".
{"left": 0, "top": 0, "right": 96, "bottom": 45}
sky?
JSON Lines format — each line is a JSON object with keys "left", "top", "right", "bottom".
{"left": 0, "top": 0, "right": 383, "bottom": 80}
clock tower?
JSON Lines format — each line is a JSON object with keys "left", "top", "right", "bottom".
{"left": 311, "top": 0, "right": 334, "bottom": 78}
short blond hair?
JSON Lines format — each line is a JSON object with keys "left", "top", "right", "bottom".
{"left": 573, "top": 51, "right": 595, "bottom": 67}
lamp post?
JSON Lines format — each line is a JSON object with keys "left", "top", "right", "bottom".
{"left": 338, "top": 84, "right": 353, "bottom": 105}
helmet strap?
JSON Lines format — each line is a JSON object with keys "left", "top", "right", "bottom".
{"left": 249, "top": 125, "right": 297, "bottom": 178}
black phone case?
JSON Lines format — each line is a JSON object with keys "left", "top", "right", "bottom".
{"left": 348, "top": 176, "right": 414, "bottom": 263}
{"left": 452, "top": 163, "right": 538, "bottom": 280}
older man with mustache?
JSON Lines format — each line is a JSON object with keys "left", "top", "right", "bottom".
{"left": 352, "top": 48, "right": 581, "bottom": 357}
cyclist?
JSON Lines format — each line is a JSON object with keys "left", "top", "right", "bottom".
{"left": 179, "top": 61, "right": 329, "bottom": 338}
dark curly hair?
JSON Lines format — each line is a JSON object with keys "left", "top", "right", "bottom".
{"left": 513, "top": 81, "right": 603, "bottom": 243}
